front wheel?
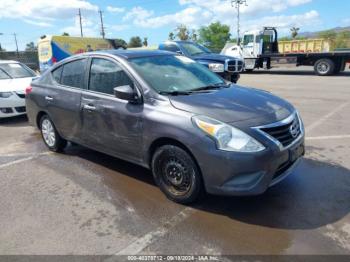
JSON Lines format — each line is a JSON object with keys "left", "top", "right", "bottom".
{"left": 151, "top": 145, "right": 204, "bottom": 204}
{"left": 40, "top": 115, "right": 67, "bottom": 152}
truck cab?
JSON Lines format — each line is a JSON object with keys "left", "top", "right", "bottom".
{"left": 159, "top": 41, "right": 243, "bottom": 83}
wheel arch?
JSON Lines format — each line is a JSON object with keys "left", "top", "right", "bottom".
{"left": 36, "top": 111, "right": 47, "bottom": 128}
{"left": 148, "top": 137, "right": 203, "bottom": 178}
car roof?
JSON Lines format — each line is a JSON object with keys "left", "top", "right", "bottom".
{"left": 87, "top": 49, "right": 174, "bottom": 59}
{"left": 0, "top": 60, "right": 20, "bottom": 64}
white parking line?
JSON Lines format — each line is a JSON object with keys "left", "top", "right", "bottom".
{"left": 0, "top": 152, "right": 53, "bottom": 169}
{"left": 306, "top": 135, "right": 350, "bottom": 141}
{"left": 305, "top": 102, "right": 349, "bottom": 133}
{"left": 114, "top": 207, "right": 196, "bottom": 255}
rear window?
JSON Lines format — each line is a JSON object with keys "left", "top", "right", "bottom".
{"left": 60, "top": 59, "right": 87, "bottom": 88}
{"left": 0, "top": 63, "right": 36, "bottom": 78}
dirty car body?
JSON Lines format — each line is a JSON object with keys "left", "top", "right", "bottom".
{"left": 26, "top": 50, "right": 304, "bottom": 203}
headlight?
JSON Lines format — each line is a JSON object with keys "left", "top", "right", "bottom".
{"left": 0, "top": 92, "right": 13, "bottom": 98}
{"left": 208, "top": 63, "right": 224, "bottom": 73}
{"left": 192, "top": 115, "right": 265, "bottom": 152}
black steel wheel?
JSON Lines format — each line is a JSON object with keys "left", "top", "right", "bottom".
{"left": 151, "top": 145, "right": 203, "bottom": 204}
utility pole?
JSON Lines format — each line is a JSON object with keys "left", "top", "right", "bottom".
{"left": 99, "top": 10, "right": 105, "bottom": 39}
{"left": 13, "top": 33, "right": 19, "bottom": 57}
{"left": 78, "top": 8, "right": 83, "bottom": 37}
{"left": 231, "top": 0, "right": 247, "bottom": 45}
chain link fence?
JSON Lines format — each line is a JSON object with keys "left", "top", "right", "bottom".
{"left": 0, "top": 51, "right": 39, "bottom": 71}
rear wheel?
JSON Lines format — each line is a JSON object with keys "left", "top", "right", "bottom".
{"left": 314, "top": 58, "right": 335, "bottom": 76}
{"left": 40, "top": 115, "right": 67, "bottom": 152}
{"left": 151, "top": 145, "right": 203, "bottom": 204}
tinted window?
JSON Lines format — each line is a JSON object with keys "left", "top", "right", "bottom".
{"left": 243, "top": 34, "right": 254, "bottom": 45}
{"left": 61, "top": 59, "right": 86, "bottom": 88}
{"left": 0, "top": 63, "right": 36, "bottom": 78}
{"left": 52, "top": 66, "right": 63, "bottom": 83}
{"left": 89, "top": 58, "right": 133, "bottom": 95}
{"left": 180, "top": 42, "right": 211, "bottom": 56}
{"left": 163, "top": 44, "right": 180, "bottom": 53}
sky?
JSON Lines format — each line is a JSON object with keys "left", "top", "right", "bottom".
{"left": 0, "top": 0, "right": 349, "bottom": 51}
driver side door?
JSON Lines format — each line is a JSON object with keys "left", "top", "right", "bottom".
{"left": 81, "top": 57, "right": 144, "bottom": 163}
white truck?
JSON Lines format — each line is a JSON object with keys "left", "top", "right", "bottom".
{"left": 222, "top": 27, "right": 350, "bottom": 76}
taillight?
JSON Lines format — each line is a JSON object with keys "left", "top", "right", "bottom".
{"left": 25, "top": 86, "right": 32, "bottom": 95}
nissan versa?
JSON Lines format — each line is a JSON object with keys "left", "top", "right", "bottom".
{"left": 26, "top": 50, "right": 305, "bottom": 204}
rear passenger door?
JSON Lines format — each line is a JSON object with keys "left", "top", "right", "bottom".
{"left": 46, "top": 58, "right": 88, "bottom": 141}
{"left": 80, "top": 57, "right": 143, "bottom": 163}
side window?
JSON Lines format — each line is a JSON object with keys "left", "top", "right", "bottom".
{"left": 163, "top": 44, "right": 180, "bottom": 53}
{"left": 52, "top": 66, "right": 63, "bottom": 83}
{"left": 89, "top": 58, "right": 133, "bottom": 95}
{"left": 61, "top": 59, "right": 86, "bottom": 88}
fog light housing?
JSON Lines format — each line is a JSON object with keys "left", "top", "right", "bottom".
{"left": 0, "top": 108, "right": 13, "bottom": 114}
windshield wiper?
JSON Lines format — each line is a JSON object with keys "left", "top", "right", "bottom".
{"left": 159, "top": 90, "right": 193, "bottom": 96}
{"left": 191, "top": 83, "right": 230, "bottom": 92}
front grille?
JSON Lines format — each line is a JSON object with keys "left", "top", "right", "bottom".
{"left": 259, "top": 114, "right": 301, "bottom": 148}
{"left": 16, "top": 92, "right": 25, "bottom": 99}
{"left": 273, "top": 160, "right": 294, "bottom": 180}
{"left": 226, "top": 60, "right": 243, "bottom": 72}
{"left": 15, "top": 106, "right": 26, "bottom": 113}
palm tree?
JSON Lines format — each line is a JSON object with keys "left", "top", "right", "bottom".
{"left": 290, "top": 27, "right": 300, "bottom": 39}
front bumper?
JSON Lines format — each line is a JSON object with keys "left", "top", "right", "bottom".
{"left": 193, "top": 135, "right": 305, "bottom": 196}
{"left": 0, "top": 92, "right": 26, "bottom": 118}
{"left": 217, "top": 72, "right": 240, "bottom": 83}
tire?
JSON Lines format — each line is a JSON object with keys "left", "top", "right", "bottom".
{"left": 40, "top": 115, "right": 67, "bottom": 152}
{"left": 151, "top": 145, "right": 204, "bottom": 204}
{"left": 314, "top": 58, "right": 335, "bottom": 76}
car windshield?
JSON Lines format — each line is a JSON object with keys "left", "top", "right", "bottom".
{"left": 129, "top": 55, "right": 226, "bottom": 94}
{"left": 0, "top": 63, "right": 36, "bottom": 78}
{"left": 0, "top": 68, "right": 11, "bottom": 79}
{"left": 181, "top": 42, "right": 211, "bottom": 56}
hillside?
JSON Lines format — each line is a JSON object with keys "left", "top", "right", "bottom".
{"left": 298, "top": 26, "right": 350, "bottom": 38}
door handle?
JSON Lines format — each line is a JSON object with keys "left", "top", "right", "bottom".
{"left": 83, "top": 104, "right": 96, "bottom": 111}
{"left": 45, "top": 96, "right": 53, "bottom": 101}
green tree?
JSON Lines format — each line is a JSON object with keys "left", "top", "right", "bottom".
{"left": 334, "top": 31, "right": 350, "bottom": 49}
{"left": 143, "top": 37, "right": 148, "bottom": 47}
{"left": 25, "top": 42, "right": 37, "bottom": 51}
{"left": 318, "top": 30, "right": 337, "bottom": 40}
{"left": 128, "top": 36, "right": 142, "bottom": 48}
{"left": 290, "top": 27, "right": 300, "bottom": 39}
{"left": 175, "top": 24, "right": 190, "bottom": 40}
{"left": 198, "top": 22, "right": 231, "bottom": 52}
{"left": 168, "top": 32, "right": 175, "bottom": 41}
{"left": 114, "top": 38, "right": 127, "bottom": 49}
{"left": 62, "top": 32, "right": 70, "bottom": 36}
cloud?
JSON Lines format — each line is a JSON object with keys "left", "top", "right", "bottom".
{"left": 107, "top": 6, "right": 125, "bottom": 13}
{"left": 110, "top": 24, "right": 130, "bottom": 32}
{"left": 123, "top": 0, "right": 318, "bottom": 37}
{"left": 122, "top": 6, "right": 211, "bottom": 29}
{"left": 61, "top": 16, "right": 99, "bottom": 37}
{"left": 23, "top": 19, "right": 53, "bottom": 27}
{"left": 0, "top": 0, "right": 98, "bottom": 27}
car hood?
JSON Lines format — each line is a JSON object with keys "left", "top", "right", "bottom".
{"left": 0, "top": 77, "right": 34, "bottom": 92}
{"left": 169, "top": 85, "right": 294, "bottom": 125}
{"left": 192, "top": 52, "right": 238, "bottom": 63}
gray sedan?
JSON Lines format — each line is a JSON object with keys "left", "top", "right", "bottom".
{"left": 26, "top": 50, "right": 305, "bottom": 204}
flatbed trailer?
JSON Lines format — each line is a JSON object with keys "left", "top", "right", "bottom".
{"left": 254, "top": 51, "right": 350, "bottom": 75}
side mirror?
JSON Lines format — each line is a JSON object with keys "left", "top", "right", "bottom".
{"left": 113, "top": 85, "right": 139, "bottom": 103}
{"left": 176, "top": 50, "right": 183, "bottom": 55}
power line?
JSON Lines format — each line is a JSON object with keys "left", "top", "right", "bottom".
{"left": 231, "top": 0, "right": 248, "bottom": 44}
{"left": 99, "top": 10, "right": 106, "bottom": 39}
